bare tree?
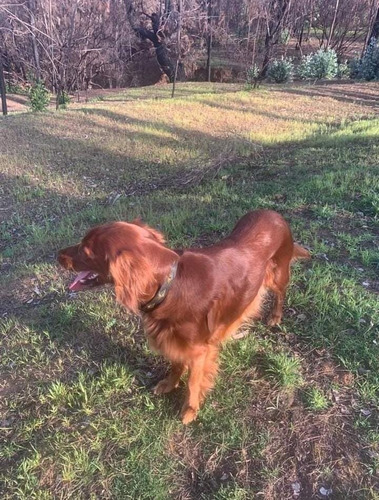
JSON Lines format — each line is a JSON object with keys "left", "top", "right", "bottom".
{"left": 27, "top": 0, "right": 41, "bottom": 80}
{"left": 125, "top": 0, "right": 177, "bottom": 81}
{"left": 326, "top": 0, "right": 340, "bottom": 49}
{"left": 369, "top": 3, "right": 379, "bottom": 40}
{"left": 313, "top": 0, "right": 372, "bottom": 56}
{"left": 0, "top": 0, "right": 134, "bottom": 92}
{"left": 261, "top": 0, "right": 292, "bottom": 77}
{"left": 0, "top": 0, "right": 377, "bottom": 96}
{"left": 362, "top": 0, "right": 378, "bottom": 54}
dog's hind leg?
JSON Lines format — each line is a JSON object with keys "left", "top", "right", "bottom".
{"left": 264, "top": 257, "right": 291, "bottom": 326}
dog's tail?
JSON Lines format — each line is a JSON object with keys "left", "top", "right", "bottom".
{"left": 292, "top": 243, "right": 311, "bottom": 261}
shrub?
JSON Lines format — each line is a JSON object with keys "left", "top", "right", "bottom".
{"left": 246, "top": 63, "right": 260, "bottom": 86}
{"left": 356, "top": 37, "right": 379, "bottom": 81}
{"left": 349, "top": 57, "right": 361, "bottom": 79}
{"left": 29, "top": 81, "right": 50, "bottom": 112}
{"left": 280, "top": 28, "right": 291, "bottom": 45}
{"left": 58, "top": 90, "right": 70, "bottom": 109}
{"left": 267, "top": 57, "right": 294, "bottom": 83}
{"left": 298, "top": 48, "right": 338, "bottom": 80}
{"left": 337, "top": 60, "right": 349, "bottom": 79}
{"left": 5, "top": 81, "right": 29, "bottom": 95}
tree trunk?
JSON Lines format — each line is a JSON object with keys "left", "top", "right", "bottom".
{"left": 362, "top": 1, "right": 377, "bottom": 56}
{"left": 296, "top": 21, "right": 305, "bottom": 52}
{"left": 326, "top": 0, "right": 340, "bottom": 49}
{"left": 0, "top": 53, "right": 7, "bottom": 116}
{"left": 28, "top": 0, "right": 41, "bottom": 81}
{"left": 155, "top": 43, "right": 175, "bottom": 81}
{"left": 251, "top": 17, "right": 260, "bottom": 65}
{"left": 64, "top": 0, "right": 79, "bottom": 93}
{"left": 126, "top": 4, "right": 175, "bottom": 82}
{"left": 246, "top": 16, "right": 251, "bottom": 55}
{"left": 206, "top": 0, "right": 212, "bottom": 82}
{"left": 369, "top": 6, "right": 379, "bottom": 41}
{"left": 56, "top": 88, "right": 61, "bottom": 110}
{"left": 261, "top": 32, "right": 273, "bottom": 78}
{"left": 172, "top": 0, "right": 182, "bottom": 97}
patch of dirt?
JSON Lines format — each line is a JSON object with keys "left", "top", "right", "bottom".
{"left": 193, "top": 66, "right": 245, "bottom": 83}
{"left": 167, "top": 429, "right": 258, "bottom": 500}
{"left": 4, "top": 93, "right": 29, "bottom": 112}
{"left": 290, "top": 206, "right": 379, "bottom": 293}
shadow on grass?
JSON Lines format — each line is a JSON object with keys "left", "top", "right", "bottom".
{"left": 1, "top": 108, "right": 377, "bottom": 285}
{"left": 1, "top": 100, "right": 378, "bottom": 498}
{"left": 271, "top": 83, "right": 379, "bottom": 109}
{"left": 3, "top": 104, "right": 378, "bottom": 210}
{"left": 81, "top": 83, "right": 243, "bottom": 102}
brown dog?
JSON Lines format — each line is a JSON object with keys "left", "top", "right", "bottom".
{"left": 58, "top": 210, "right": 309, "bottom": 424}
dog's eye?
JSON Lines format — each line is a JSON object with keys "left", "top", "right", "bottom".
{"left": 77, "top": 245, "right": 88, "bottom": 259}
{"left": 82, "top": 246, "right": 94, "bottom": 259}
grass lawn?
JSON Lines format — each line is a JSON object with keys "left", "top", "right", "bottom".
{"left": 0, "top": 81, "right": 378, "bottom": 499}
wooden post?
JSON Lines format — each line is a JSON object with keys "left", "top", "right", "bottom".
{"left": 206, "top": 0, "right": 212, "bottom": 82}
{"left": 0, "top": 52, "right": 8, "bottom": 116}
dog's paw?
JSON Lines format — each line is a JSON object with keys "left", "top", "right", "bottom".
{"left": 267, "top": 315, "right": 282, "bottom": 327}
{"left": 180, "top": 406, "right": 198, "bottom": 425}
{"left": 153, "top": 378, "right": 178, "bottom": 395}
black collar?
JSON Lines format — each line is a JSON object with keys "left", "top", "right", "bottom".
{"left": 140, "top": 261, "right": 178, "bottom": 313}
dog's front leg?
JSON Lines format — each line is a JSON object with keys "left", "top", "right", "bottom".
{"left": 180, "top": 348, "right": 209, "bottom": 425}
{"left": 153, "top": 362, "right": 186, "bottom": 395}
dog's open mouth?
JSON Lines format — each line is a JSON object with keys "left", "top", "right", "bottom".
{"left": 69, "top": 271, "right": 99, "bottom": 291}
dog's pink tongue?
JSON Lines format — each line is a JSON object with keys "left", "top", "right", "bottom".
{"left": 69, "top": 271, "right": 92, "bottom": 291}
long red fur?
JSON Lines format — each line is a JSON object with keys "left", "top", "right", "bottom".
{"left": 58, "top": 210, "right": 310, "bottom": 424}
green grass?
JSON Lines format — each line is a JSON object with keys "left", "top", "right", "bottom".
{"left": 1, "top": 81, "right": 379, "bottom": 499}
{"left": 262, "top": 351, "right": 303, "bottom": 389}
{"left": 302, "top": 386, "right": 330, "bottom": 411}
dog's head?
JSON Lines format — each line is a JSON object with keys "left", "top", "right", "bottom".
{"left": 58, "top": 221, "right": 166, "bottom": 312}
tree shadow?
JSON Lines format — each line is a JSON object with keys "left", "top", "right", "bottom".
{"left": 6, "top": 93, "right": 29, "bottom": 105}
{"left": 1, "top": 97, "right": 378, "bottom": 419}
{"left": 78, "top": 83, "right": 243, "bottom": 103}
{"left": 1, "top": 106, "right": 378, "bottom": 498}
{"left": 271, "top": 82, "right": 379, "bottom": 109}
{"left": 2, "top": 102, "right": 377, "bottom": 265}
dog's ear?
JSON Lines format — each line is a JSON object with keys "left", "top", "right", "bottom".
{"left": 131, "top": 218, "right": 166, "bottom": 245}
{"left": 109, "top": 250, "right": 154, "bottom": 313}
